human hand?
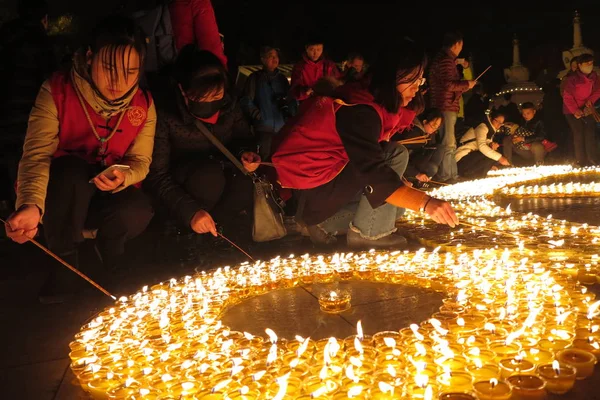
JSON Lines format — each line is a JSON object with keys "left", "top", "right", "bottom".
{"left": 306, "top": 88, "right": 314, "bottom": 97}
{"left": 424, "top": 198, "right": 459, "bottom": 227}
{"left": 190, "top": 210, "right": 217, "bottom": 236}
{"left": 491, "top": 142, "right": 500, "bottom": 150}
{"left": 512, "top": 136, "right": 525, "bottom": 143}
{"left": 498, "top": 156, "right": 511, "bottom": 166}
{"left": 5, "top": 205, "right": 40, "bottom": 244}
{"left": 93, "top": 169, "right": 125, "bottom": 192}
{"left": 241, "top": 151, "right": 261, "bottom": 172}
{"left": 574, "top": 109, "right": 584, "bottom": 119}
{"left": 416, "top": 173, "right": 430, "bottom": 182}
{"left": 467, "top": 80, "right": 477, "bottom": 89}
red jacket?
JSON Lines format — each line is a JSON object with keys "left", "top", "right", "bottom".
{"left": 50, "top": 72, "right": 151, "bottom": 167}
{"left": 272, "top": 86, "right": 413, "bottom": 189}
{"left": 290, "top": 54, "right": 341, "bottom": 101}
{"left": 428, "top": 49, "right": 469, "bottom": 113}
{"left": 562, "top": 70, "right": 600, "bottom": 114}
{"left": 169, "top": 0, "right": 228, "bottom": 68}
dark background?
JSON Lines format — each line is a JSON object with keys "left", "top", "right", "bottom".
{"left": 2, "top": 0, "right": 600, "bottom": 94}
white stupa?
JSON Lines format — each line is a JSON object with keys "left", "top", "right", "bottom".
{"left": 489, "top": 35, "right": 544, "bottom": 111}
{"left": 557, "top": 10, "right": 595, "bottom": 80}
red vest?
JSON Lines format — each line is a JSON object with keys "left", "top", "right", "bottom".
{"left": 50, "top": 72, "right": 152, "bottom": 167}
{"left": 272, "top": 87, "right": 415, "bottom": 189}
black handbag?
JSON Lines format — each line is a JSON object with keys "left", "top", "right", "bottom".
{"left": 193, "top": 120, "right": 287, "bottom": 242}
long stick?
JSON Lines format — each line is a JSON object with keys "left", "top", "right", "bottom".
{"left": 1, "top": 217, "right": 116, "bottom": 299}
{"left": 474, "top": 65, "right": 492, "bottom": 81}
{"left": 428, "top": 180, "right": 450, "bottom": 186}
{"left": 459, "top": 220, "right": 525, "bottom": 240}
{"left": 217, "top": 232, "right": 256, "bottom": 262}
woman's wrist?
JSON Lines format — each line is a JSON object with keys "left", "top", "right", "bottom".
{"left": 420, "top": 196, "right": 433, "bottom": 213}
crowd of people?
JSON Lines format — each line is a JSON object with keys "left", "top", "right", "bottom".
{"left": 1, "top": 0, "right": 599, "bottom": 303}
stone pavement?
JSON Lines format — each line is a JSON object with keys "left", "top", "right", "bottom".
{"left": 1, "top": 199, "right": 600, "bottom": 399}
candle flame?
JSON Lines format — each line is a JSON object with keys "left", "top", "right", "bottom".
{"left": 457, "top": 318, "right": 465, "bottom": 327}
{"left": 356, "top": 320, "right": 364, "bottom": 340}
{"left": 139, "top": 388, "right": 150, "bottom": 396}
{"left": 588, "top": 300, "right": 600, "bottom": 319}
{"left": 125, "top": 377, "right": 135, "bottom": 387}
{"left": 354, "top": 337, "right": 364, "bottom": 354}
{"left": 415, "top": 342, "right": 427, "bottom": 356}
{"left": 474, "top": 358, "right": 483, "bottom": 368}
{"left": 272, "top": 372, "right": 290, "bottom": 400}
{"left": 90, "top": 364, "right": 101, "bottom": 373}
{"left": 468, "top": 347, "right": 481, "bottom": 356}
{"left": 253, "top": 370, "right": 266, "bottom": 381}
{"left": 142, "top": 367, "right": 152, "bottom": 375}
{"left": 212, "top": 379, "right": 229, "bottom": 393}
{"left": 243, "top": 331, "right": 254, "bottom": 340}
{"left": 552, "top": 360, "right": 560, "bottom": 374}
{"left": 297, "top": 337, "right": 311, "bottom": 358}
{"left": 348, "top": 385, "right": 364, "bottom": 397}
{"left": 329, "top": 291, "right": 337, "bottom": 299}
{"left": 415, "top": 374, "right": 428, "bottom": 388}
{"left": 267, "top": 344, "right": 278, "bottom": 365}
{"left": 265, "top": 328, "right": 278, "bottom": 344}
{"left": 349, "top": 356, "right": 363, "bottom": 368}
{"left": 484, "top": 323, "right": 496, "bottom": 332}
{"left": 319, "top": 365, "right": 328, "bottom": 381}
{"left": 424, "top": 385, "right": 433, "bottom": 400}
{"left": 387, "top": 365, "right": 397, "bottom": 377}
{"left": 490, "top": 378, "right": 498, "bottom": 388}
{"left": 346, "top": 365, "right": 359, "bottom": 383}
{"left": 311, "top": 385, "right": 328, "bottom": 398}
{"left": 383, "top": 337, "right": 396, "bottom": 348}
{"left": 378, "top": 381, "right": 394, "bottom": 394}
{"left": 410, "top": 323, "right": 425, "bottom": 341}
{"left": 241, "top": 386, "right": 250, "bottom": 395}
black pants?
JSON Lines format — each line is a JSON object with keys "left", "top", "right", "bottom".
{"left": 457, "top": 151, "right": 498, "bottom": 179}
{"left": 43, "top": 156, "right": 154, "bottom": 260}
{"left": 172, "top": 158, "right": 254, "bottom": 227}
{"left": 565, "top": 114, "right": 598, "bottom": 165}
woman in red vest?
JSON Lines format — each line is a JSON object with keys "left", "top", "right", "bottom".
{"left": 272, "top": 39, "right": 458, "bottom": 249}
{"left": 4, "top": 15, "right": 156, "bottom": 303}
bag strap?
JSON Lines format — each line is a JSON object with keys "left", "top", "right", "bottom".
{"left": 193, "top": 119, "right": 251, "bottom": 177}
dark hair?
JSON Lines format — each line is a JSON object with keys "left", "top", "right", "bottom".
{"left": 174, "top": 45, "right": 229, "bottom": 100}
{"left": 521, "top": 102, "right": 535, "bottom": 110}
{"left": 570, "top": 56, "right": 580, "bottom": 66}
{"left": 347, "top": 52, "right": 364, "bottom": 63}
{"left": 368, "top": 38, "right": 427, "bottom": 113}
{"left": 578, "top": 53, "right": 594, "bottom": 64}
{"left": 85, "top": 15, "right": 147, "bottom": 89}
{"left": 489, "top": 109, "right": 505, "bottom": 120}
{"left": 442, "top": 31, "right": 463, "bottom": 49}
{"left": 420, "top": 108, "right": 443, "bottom": 123}
{"left": 18, "top": 0, "right": 48, "bottom": 22}
{"left": 260, "top": 46, "right": 280, "bottom": 59}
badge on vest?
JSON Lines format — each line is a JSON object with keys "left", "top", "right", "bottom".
{"left": 127, "top": 106, "right": 146, "bottom": 127}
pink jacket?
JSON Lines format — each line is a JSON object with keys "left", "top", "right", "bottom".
{"left": 562, "top": 70, "right": 600, "bottom": 114}
{"left": 290, "top": 54, "right": 341, "bottom": 101}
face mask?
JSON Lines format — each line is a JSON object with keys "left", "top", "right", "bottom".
{"left": 580, "top": 65, "right": 594, "bottom": 75}
{"left": 187, "top": 98, "right": 225, "bottom": 119}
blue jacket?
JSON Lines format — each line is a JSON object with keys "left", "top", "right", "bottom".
{"left": 240, "top": 68, "right": 291, "bottom": 133}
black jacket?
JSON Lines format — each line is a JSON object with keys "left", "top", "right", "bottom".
{"left": 145, "top": 91, "right": 254, "bottom": 226}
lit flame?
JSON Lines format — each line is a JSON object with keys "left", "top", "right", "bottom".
{"left": 311, "top": 385, "right": 328, "bottom": 398}
{"left": 379, "top": 381, "right": 394, "bottom": 394}
{"left": 410, "top": 323, "right": 425, "bottom": 341}
{"left": 265, "top": 328, "right": 278, "bottom": 344}
{"left": 356, "top": 320, "right": 364, "bottom": 340}
{"left": 243, "top": 332, "right": 254, "bottom": 340}
{"left": 297, "top": 337, "right": 311, "bottom": 358}
{"left": 457, "top": 318, "right": 465, "bottom": 327}
{"left": 272, "top": 372, "right": 290, "bottom": 400}
{"left": 139, "top": 388, "right": 150, "bottom": 396}
{"left": 424, "top": 385, "right": 433, "bottom": 400}
{"left": 354, "top": 337, "right": 364, "bottom": 354}
{"left": 415, "top": 374, "right": 428, "bottom": 388}
{"left": 329, "top": 291, "right": 337, "bottom": 299}
{"left": 345, "top": 365, "right": 358, "bottom": 383}
{"left": 125, "top": 378, "right": 135, "bottom": 387}
{"left": 490, "top": 378, "right": 498, "bottom": 388}
{"left": 383, "top": 337, "right": 396, "bottom": 348}
{"left": 588, "top": 300, "right": 600, "bottom": 319}
{"left": 212, "top": 379, "right": 229, "bottom": 393}
{"left": 484, "top": 323, "right": 496, "bottom": 332}
{"left": 348, "top": 385, "right": 364, "bottom": 397}
{"left": 319, "top": 365, "right": 328, "bottom": 381}
{"left": 161, "top": 374, "right": 173, "bottom": 382}
{"left": 552, "top": 360, "right": 560, "bottom": 374}
{"left": 387, "top": 365, "right": 397, "bottom": 377}
{"left": 266, "top": 344, "right": 278, "bottom": 365}
{"left": 253, "top": 370, "right": 266, "bottom": 381}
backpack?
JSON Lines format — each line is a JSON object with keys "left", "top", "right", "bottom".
{"left": 132, "top": 3, "right": 177, "bottom": 73}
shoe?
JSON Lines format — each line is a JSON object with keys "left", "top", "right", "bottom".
{"left": 306, "top": 224, "right": 337, "bottom": 245}
{"left": 346, "top": 229, "right": 408, "bottom": 250}
{"left": 38, "top": 250, "right": 80, "bottom": 304}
